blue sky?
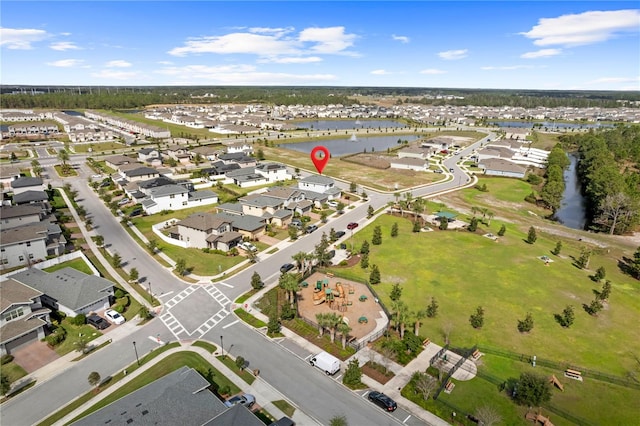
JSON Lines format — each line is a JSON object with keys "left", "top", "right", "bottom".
{"left": 1, "top": 1, "right": 639, "bottom": 90}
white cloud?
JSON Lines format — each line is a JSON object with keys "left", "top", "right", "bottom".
{"left": 521, "top": 9, "right": 640, "bottom": 46}
{"left": 46, "top": 59, "right": 84, "bottom": 67}
{"left": 1, "top": 27, "right": 48, "bottom": 49}
{"left": 299, "top": 26, "right": 357, "bottom": 54}
{"left": 258, "top": 56, "right": 323, "bottom": 64}
{"left": 169, "top": 26, "right": 357, "bottom": 59}
{"left": 50, "top": 41, "right": 81, "bottom": 51}
{"left": 155, "top": 63, "right": 336, "bottom": 85}
{"left": 371, "top": 69, "right": 391, "bottom": 75}
{"left": 521, "top": 49, "right": 562, "bottom": 59}
{"left": 168, "top": 32, "right": 298, "bottom": 56}
{"left": 438, "top": 49, "right": 468, "bottom": 60}
{"left": 420, "top": 68, "right": 447, "bottom": 75}
{"left": 587, "top": 76, "right": 640, "bottom": 85}
{"left": 157, "top": 60, "right": 173, "bottom": 65}
{"left": 91, "top": 70, "right": 139, "bottom": 80}
{"left": 105, "top": 60, "right": 132, "bottom": 68}
{"left": 392, "top": 34, "right": 410, "bottom": 43}
{"left": 481, "top": 65, "right": 536, "bottom": 70}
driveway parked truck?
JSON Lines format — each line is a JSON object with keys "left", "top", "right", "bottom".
{"left": 309, "top": 351, "right": 341, "bottom": 375}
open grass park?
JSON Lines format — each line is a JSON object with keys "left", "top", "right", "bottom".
{"left": 328, "top": 178, "right": 639, "bottom": 424}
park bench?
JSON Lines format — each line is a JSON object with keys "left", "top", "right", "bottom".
{"left": 472, "top": 349, "right": 482, "bottom": 360}
{"left": 326, "top": 272, "right": 335, "bottom": 278}
{"left": 564, "top": 369, "right": 583, "bottom": 381}
{"left": 422, "top": 338, "right": 431, "bottom": 347}
{"left": 444, "top": 380, "right": 455, "bottom": 394}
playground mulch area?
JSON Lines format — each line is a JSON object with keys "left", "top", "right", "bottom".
{"left": 297, "top": 272, "right": 383, "bottom": 340}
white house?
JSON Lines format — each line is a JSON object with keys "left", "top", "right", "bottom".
{"left": 298, "top": 175, "right": 337, "bottom": 195}
{"left": 255, "top": 163, "right": 291, "bottom": 183}
{"left": 390, "top": 157, "right": 429, "bottom": 172}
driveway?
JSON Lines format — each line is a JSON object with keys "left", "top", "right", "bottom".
{"left": 12, "top": 341, "right": 60, "bottom": 373}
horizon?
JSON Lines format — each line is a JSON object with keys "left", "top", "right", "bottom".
{"left": 1, "top": 1, "right": 639, "bottom": 90}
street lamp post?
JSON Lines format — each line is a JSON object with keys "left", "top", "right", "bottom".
{"left": 220, "top": 335, "right": 224, "bottom": 360}
{"left": 148, "top": 281, "right": 152, "bottom": 304}
{"left": 132, "top": 341, "right": 140, "bottom": 366}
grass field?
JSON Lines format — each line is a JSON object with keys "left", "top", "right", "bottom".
{"left": 43, "top": 257, "right": 93, "bottom": 275}
{"left": 330, "top": 214, "right": 640, "bottom": 376}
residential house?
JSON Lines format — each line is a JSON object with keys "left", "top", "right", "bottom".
{"left": 0, "top": 222, "right": 65, "bottom": 269}
{"left": 70, "top": 367, "right": 263, "bottom": 426}
{"left": 9, "top": 267, "right": 114, "bottom": 317}
{"left": 297, "top": 175, "right": 341, "bottom": 201}
{"left": 397, "top": 146, "right": 434, "bottom": 160}
{"left": 214, "top": 212, "right": 266, "bottom": 240}
{"left": 224, "top": 168, "right": 269, "bottom": 188}
{"left": 0, "top": 204, "right": 46, "bottom": 228}
{"left": 104, "top": 154, "right": 137, "bottom": 171}
{"left": 218, "top": 153, "right": 257, "bottom": 168}
{"left": 128, "top": 177, "right": 218, "bottom": 215}
{"left": 174, "top": 213, "right": 242, "bottom": 251}
{"left": 119, "top": 165, "right": 161, "bottom": 183}
{"left": 478, "top": 158, "right": 527, "bottom": 179}
{"left": 11, "top": 177, "right": 44, "bottom": 195}
{"left": 255, "top": 162, "right": 291, "bottom": 183}
{"left": 389, "top": 157, "right": 429, "bottom": 172}
{"left": 12, "top": 190, "right": 49, "bottom": 207}
{"left": 138, "top": 147, "right": 162, "bottom": 164}
{"left": 0, "top": 278, "right": 51, "bottom": 356}
{"left": 0, "top": 165, "right": 21, "bottom": 192}
{"left": 421, "top": 136, "right": 455, "bottom": 152}
{"left": 165, "top": 145, "right": 191, "bottom": 165}
{"left": 224, "top": 141, "right": 253, "bottom": 155}
{"left": 191, "top": 145, "right": 222, "bottom": 162}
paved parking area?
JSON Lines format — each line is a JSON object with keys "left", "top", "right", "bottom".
{"left": 12, "top": 340, "right": 60, "bottom": 373}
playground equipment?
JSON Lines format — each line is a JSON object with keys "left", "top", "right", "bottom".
{"left": 549, "top": 375, "right": 564, "bottom": 391}
{"left": 313, "top": 291, "right": 326, "bottom": 305}
{"left": 564, "top": 369, "right": 583, "bottom": 381}
{"left": 336, "top": 282, "right": 345, "bottom": 298}
{"left": 525, "top": 408, "right": 555, "bottom": 426}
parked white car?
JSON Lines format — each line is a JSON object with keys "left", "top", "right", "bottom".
{"left": 239, "top": 242, "right": 258, "bottom": 252}
{"left": 104, "top": 309, "right": 125, "bottom": 325}
{"left": 327, "top": 201, "right": 338, "bottom": 208}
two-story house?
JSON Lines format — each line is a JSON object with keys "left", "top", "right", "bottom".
{"left": 0, "top": 222, "right": 65, "bottom": 269}
{"left": 174, "top": 213, "right": 242, "bottom": 251}
{"left": 0, "top": 278, "right": 51, "bottom": 356}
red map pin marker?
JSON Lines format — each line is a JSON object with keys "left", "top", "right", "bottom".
{"left": 310, "top": 146, "right": 330, "bottom": 174}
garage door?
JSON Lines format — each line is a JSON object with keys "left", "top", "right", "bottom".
{"left": 5, "top": 330, "right": 39, "bottom": 354}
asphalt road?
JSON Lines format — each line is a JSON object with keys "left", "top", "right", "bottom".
{"left": 1, "top": 128, "right": 494, "bottom": 425}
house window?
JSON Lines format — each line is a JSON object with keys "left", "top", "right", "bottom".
{"left": 29, "top": 253, "right": 34, "bottom": 259}
{"left": 170, "top": 194, "right": 175, "bottom": 199}
{"left": 19, "top": 255, "right": 24, "bottom": 261}
{"left": 26, "top": 242, "right": 31, "bottom": 247}
{"left": 1, "top": 259, "right": 7, "bottom": 264}
{"left": 182, "top": 201, "right": 188, "bottom": 206}
{"left": 4, "top": 307, "right": 24, "bottom": 321}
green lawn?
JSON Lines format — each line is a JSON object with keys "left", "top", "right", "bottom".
{"left": 330, "top": 214, "right": 640, "bottom": 376}
{"left": 43, "top": 258, "right": 93, "bottom": 275}
{"left": 54, "top": 322, "right": 103, "bottom": 356}
{"left": 2, "top": 361, "right": 27, "bottom": 384}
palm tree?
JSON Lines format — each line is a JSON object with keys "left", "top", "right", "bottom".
{"left": 94, "top": 235, "right": 104, "bottom": 248}
{"left": 315, "top": 313, "right": 328, "bottom": 336}
{"left": 279, "top": 272, "right": 299, "bottom": 304}
{"left": 58, "top": 149, "right": 70, "bottom": 173}
{"left": 486, "top": 210, "right": 495, "bottom": 225}
{"left": 392, "top": 300, "right": 409, "bottom": 338}
{"left": 325, "top": 313, "right": 342, "bottom": 343}
{"left": 412, "top": 198, "right": 426, "bottom": 222}
{"left": 338, "top": 322, "right": 352, "bottom": 349}
{"left": 413, "top": 309, "right": 426, "bottom": 336}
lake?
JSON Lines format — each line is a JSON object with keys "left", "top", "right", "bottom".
{"left": 279, "top": 135, "right": 421, "bottom": 156}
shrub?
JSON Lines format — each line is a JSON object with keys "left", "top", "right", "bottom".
{"left": 469, "top": 306, "right": 485, "bottom": 329}
{"left": 524, "top": 192, "right": 537, "bottom": 204}
{"left": 235, "top": 356, "right": 246, "bottom": 370}
{"left": 342, "top": 358, "right": 363, "bottom": 387}
{"left": 46, "top": 327, "right": 67, "bottom": 346}
{"left": 218, "top": 385, "right": 231, "bottom": 396}
{"left": 517, "top": 312, "right": 534, "bottom": 333}
{"left": 403, "top": 333, "right": 422, "bottom": 353}
{"left": 1, "top": 354, "right": 14, "bottom": 365}
{"left": 70, "top": 314, "right": 86, "bottom": 326}
{"left": 202, "top": 247, "right": 210, "bottom": 253}
{"left": 551, "top": 241, "right": 562, "bottom": 255}
{"left": 497, "top": 224, "right": 506, "bottom": 236}
{"left": 527, "top": 174, "right": 543, "bottom": 185}
{"left": 114, "top": 288, "right": 125, "bottom": 299}
{"left": 468, "top": 217, "right": 478, "bottom": 232}
{"left": 113, "top": 304, "right": 125, "bottom": 314}
{"left": 138, "top": 306, "right": 153, "bottom": 320}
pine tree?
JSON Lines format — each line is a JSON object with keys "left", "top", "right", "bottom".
{"left": 551, "top": 241, "right": 562, "bottom": 255}
{"left": 360, "top": 240, "right": 370, "bottom": 254}
{"left": 342, "top": 359, "right": 362, "bottom": 387}
{"left": 372, "top": 225, "right": 382, "bottom": 245}
{"left": 391, "top": 222, "right": 399, "bottom": 237}
{"left": 469, "top": 306, "right": 485, "bottom": 329}
{"left": 497, "top": 224, "right": 507, "bottom": 236}
{"left": 527, "top": 226, "right": 537, "bottom": 244}
{"left": 369, "top": 264, "right": 381, "bottom": 285}
{"left": 360, "top": 252, "right": 369, "bottom": 269}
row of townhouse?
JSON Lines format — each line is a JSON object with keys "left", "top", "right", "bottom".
{"left": 52, "top": 112, "right": 117, "bottom": 142}
{"left": 85, "top": 110, "right": 171, "bottom": 139}
{"left": 4, "top": 123, "right": 59, "bottom": 137}
{"left": 0, "top": 110, "right": 54, "bottom": 121}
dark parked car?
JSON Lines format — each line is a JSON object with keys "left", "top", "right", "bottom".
{"left": 368, "top": 391, "right": 397, "bottom": 412}
{"left": 280, "top": 263, "right": 295, "bottom": 273}
{"left": 347, "top": 222, "right": 359, "bottom": 230}
{"left": 334, "top": 230, "right": 346, "bottom": 239}
{"left": 87, "top": 314, "right": 109, "bottom": 330}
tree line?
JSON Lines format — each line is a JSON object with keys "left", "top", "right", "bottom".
{"left": 559, "top": 125, "right": 640, "bottom": 234}
{"left": 3, "top": 85, "right": 638, "bottom": 110}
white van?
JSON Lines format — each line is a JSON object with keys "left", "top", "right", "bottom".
{"left": 309, "top": 351, "right": 341, "bottom": 375}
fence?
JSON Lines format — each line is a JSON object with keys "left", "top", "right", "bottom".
{"left": 478, "top": 345, "right": 640, "bottom": 390}
{"left": 433, "top": 346, "right": 476, "bottom": 400}
{"left": 0, "top": 250, "right": 99, "bottom": 280}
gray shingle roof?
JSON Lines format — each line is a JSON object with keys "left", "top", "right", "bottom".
{"left": 0, "top": 204, "right": 42, "bottom": 220}
{"left": 0, "top": 222, "right": 50, "bottom": 245}
{"left": 147, "top": 185, "right": 188, "bottom": 198}
{"left": 11, "top": 176, "right": 43, "bottom": 188}
{"left": 178, "top": 213, "right": 230, "bottom": 232}
{"left": 299, "top": 174, "right": 334, "bottom": 185}
{"left": 10, "top": 267, "right": 113, "bottom": 312}
{"left": 189, "top": 190, "right": 218, "bottom": 201}
{"left": 71, "top": 367, "right": 227, "bottom": 426}
{"left": 13, "top": 190, "right": 48, "bottom": 204}
{"left": 0, "top": 278, "right": 43, "bottom": 313}
{"left": 215, "top": 213, "right": 265, "bottom": 232}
